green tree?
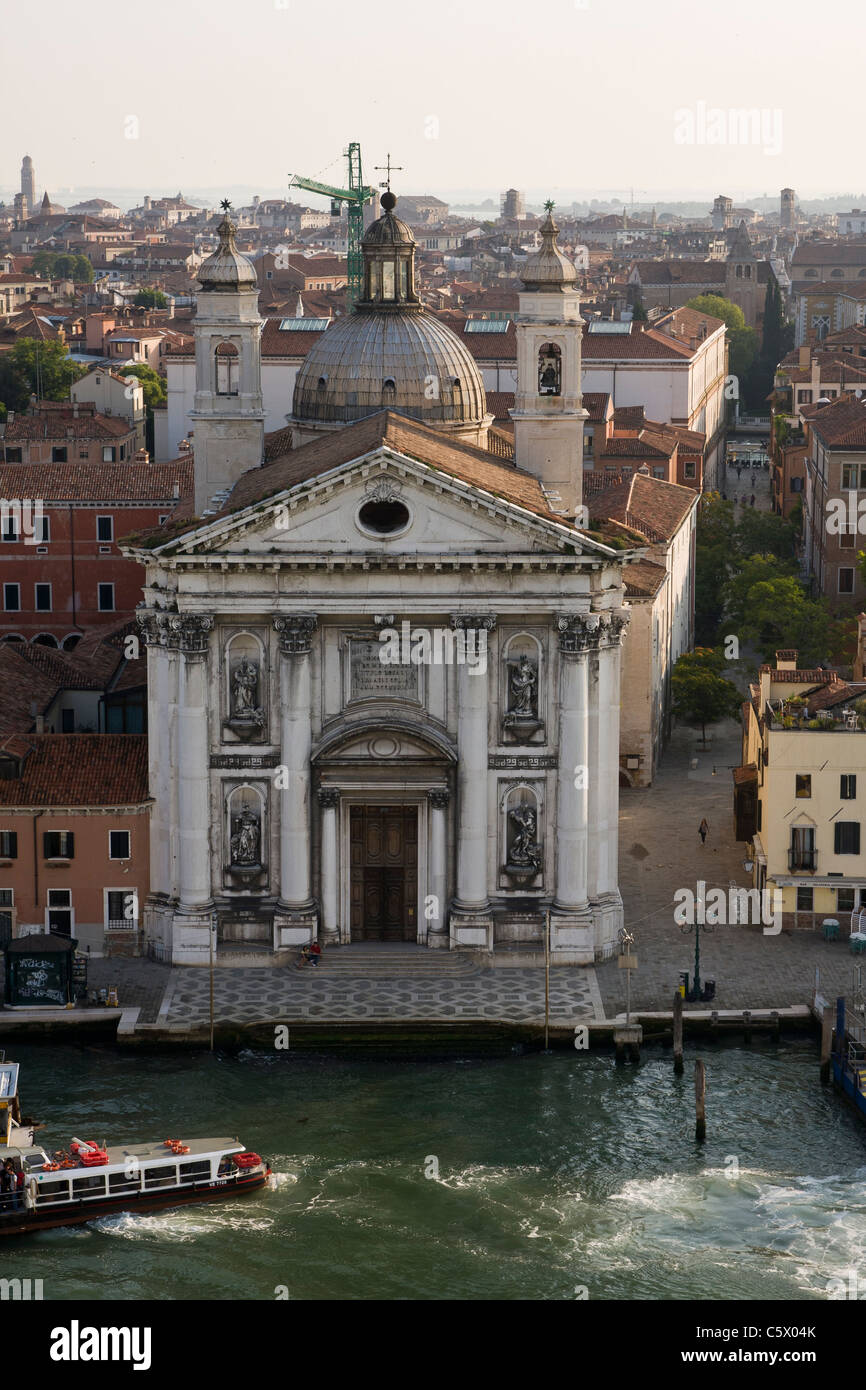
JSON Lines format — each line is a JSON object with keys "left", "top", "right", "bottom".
{"left": 0, "top": 354, "right": 31, "bottom": 415}
{"left": 119, "top": 363, "right": 166, "bottom": 411}
{"left": 685, "top": 293, "right": 746, "bottom": 334}
{"left": 133, "top": 288, "right": 167, "bottom": 309}
{"left": 694, "top": 493, "right": 736, "bottom": 642}
{"left": 30, "top": 250, "right": 57, "bottom": 278}
{"left": 738, "top": 577, "right": 829, "bottom": 666}
{"left": 726, "top": 554, "right": 798, "bottom": 629}
{"left": 120, "top": 364, "right": 166, "bottom": 453}
{"left": 7, "top": 339, "right": 84, "bottom": 401}
{"left": 734, "top": 508, "right": 796, "bottom": 563}
{"left": 730, "top": 325, "right": 759, "bottom": 385}
{"left": 671, "top": 650, "right": 741, "bottom": 743}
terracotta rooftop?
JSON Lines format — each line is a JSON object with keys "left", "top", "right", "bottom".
{"left": 623, "top": 558, "right": 667, "bottom": 597}
{"left": 808, "top": 395, "right": 866, "bottom": 449}
{"left": 4, "top": 406, "right": 133, "bottom": 441}
{"left": 127, "top": 410, "right": 623, "bottom": 552}
{"left": 588, "top": 470, "right": 698, "bottom": 540}
{"left": 0, "top": 461, "right": 194, "bottom": 501}
{"left": 0, "top": 734, "right": 148, "bottom": 807}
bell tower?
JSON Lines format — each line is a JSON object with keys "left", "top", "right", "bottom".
{"left": 511, "top": 202, "right": 587, "bottom": 520}
{"left": 189, "top": 201, "right": 265, "bottom": 514}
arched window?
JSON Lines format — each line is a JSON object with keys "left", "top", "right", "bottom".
{"left": 382, "top": 378, "right": 396, "bottom": 405}
{"left": 538, "top": 343, "right": 561, "bottom": 396}
{"left": 215, "top": 342, "right": 239, "bottom": 396}
{"left": 744, "top": 264, "right": 752, "bottom": 278}
{"left": 831, "top": 269, "right": 844, "bottom": 278}
{"left": 736, "top": 265, "right": 743, "bottom": 278}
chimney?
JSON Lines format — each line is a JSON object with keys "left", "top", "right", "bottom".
{"left": 798, "top": 344, "right": 810, "bottom": 369}
{"left": 775, "top": 649, "right": 798, "bottom": 671}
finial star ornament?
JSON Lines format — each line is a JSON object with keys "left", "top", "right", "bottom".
{"left": 544, "top": 199, "right": 555, "bottom": 214}
{"left": 220, "top": 197, "right": 232, "bottom": 213}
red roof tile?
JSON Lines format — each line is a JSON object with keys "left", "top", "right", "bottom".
{"left": 0, "top": 734, "right": 148, "bottom": 806}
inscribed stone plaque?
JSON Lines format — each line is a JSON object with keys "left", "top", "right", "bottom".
{"left": 349, "top": 639, "right": 420, "bottom": 702}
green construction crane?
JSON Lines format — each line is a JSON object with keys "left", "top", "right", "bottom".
{"left": 289, "top": 143, "right": 375, "bottom": 312}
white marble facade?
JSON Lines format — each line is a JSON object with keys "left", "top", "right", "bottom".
{"left": 135, "top": 450, "right": 630, "bottom": 965}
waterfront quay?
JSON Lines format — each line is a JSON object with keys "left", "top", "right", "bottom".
{"left": 0, "top": 720, "right": 858, "bottom": 1047}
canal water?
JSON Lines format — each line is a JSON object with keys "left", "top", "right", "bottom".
{"left": 5, "top": 1040, "right": 866, "bottom": 1301}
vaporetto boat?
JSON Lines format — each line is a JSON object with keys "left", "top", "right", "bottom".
{"left": 0, "top": 1057, "right": 272, "bottom": 1238}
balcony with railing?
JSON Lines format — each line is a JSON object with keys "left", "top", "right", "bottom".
{"left": 788, "top": 848, "right": 818, "bottom": 873}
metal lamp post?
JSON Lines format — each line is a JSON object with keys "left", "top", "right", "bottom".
{"left": 679, "top": 916, "right": 714, "bottom": 1002}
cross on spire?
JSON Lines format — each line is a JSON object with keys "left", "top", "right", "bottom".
{"left": 375, "top": 154, "right": 403, "bottom": 191}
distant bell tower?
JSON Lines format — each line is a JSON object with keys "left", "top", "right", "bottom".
{"left": 510, "top": 202, "right": 587, "bottom": 519}
{"left": 189, "top": 201, "right": 264, "bottom": 515}
{"left": 20, "top": 155, "right": 35, "bottom": 216}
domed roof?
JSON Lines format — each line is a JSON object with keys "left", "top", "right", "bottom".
{"left": 362, "top": 190, "right": 414, "bottom": 246}
{"left": 292, "top": 310, "right": 488, "bottom": 427}
{"left": 520, "top": 205, "right": 577, "bottom": 291}
{"left": 197, "top": 207, "right": 257, "bottom": 292}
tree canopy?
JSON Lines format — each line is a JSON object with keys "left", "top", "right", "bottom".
{"left": 0, "top": 339, "right": 84, "bottom": 409}
{"left": 30, "top": 250, "right": 93, "bottom": 284}
{"left": 133, "top": 288, "right": 168, "bottom": 309}
{"left": 671, "top": 649, "right": 741, "bottom": 742}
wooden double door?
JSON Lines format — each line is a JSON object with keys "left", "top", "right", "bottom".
{"left": 350, "top": 805, "right": 418, "bottom": 941}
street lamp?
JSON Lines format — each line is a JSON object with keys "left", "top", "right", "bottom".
{"left": 679, "top": 906, "right": 715, "bottom": 1003}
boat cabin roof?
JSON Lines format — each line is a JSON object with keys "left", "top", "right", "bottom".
{"left": 7, "top": 1138, "right": 243, "bottom": 1171}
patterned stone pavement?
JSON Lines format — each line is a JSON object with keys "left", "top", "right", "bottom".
{"left": 161, "top": 952, "right": 601, "bottom": 1026}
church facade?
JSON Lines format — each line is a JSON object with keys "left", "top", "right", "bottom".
{"left": 128, "top": 197, "right": 635, "bottom": 966}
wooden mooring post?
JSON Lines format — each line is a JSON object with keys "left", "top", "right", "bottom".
{"left": 820, "top": 1004, "right": 834, "bottom": 1085}
{"left": 673, "top": 990, "right": 684, "bottom": 1074}
{"left": 694, "top": 1059, "right": 707, "bottom": 1142}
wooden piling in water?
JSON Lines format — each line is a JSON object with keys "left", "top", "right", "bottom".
{"left": 673, "top": 991, "right": 684, "bottom": 1074}
{"left": 694, "top": 1059, "right": 707, "bottom": 1142}
{"left": 742, "top": 1010, "right": 752, "bottom": 1045}
{"left": 820, "top": 1004, "right": 833, "bottom": 1085}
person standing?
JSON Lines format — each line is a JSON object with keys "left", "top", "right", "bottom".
{"left": 699, "top": 818, "right": 709, "bottom": 846}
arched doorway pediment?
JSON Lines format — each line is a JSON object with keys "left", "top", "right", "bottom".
{"left": 312, "top": 717, "right": 457, "bottom": 766}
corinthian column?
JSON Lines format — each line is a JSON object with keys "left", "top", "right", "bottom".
{"left": 588, "top": 611, "right": 630, "bottom": 955}
{"left": 449, "top": 614, "right": 496, "bottom": 950}
{"left": 273, "top": 615, "right": 318, "bottom": 948}
{"left": 427, "top": 788, "right": 450, "bottom": 948}
{"left": 549, "top": 614, "right": 599, "bottom": 963}
{"left": 171, "top": 614, "right": 215, "bottom": 964}
{"left": 317, "top": 788, "right": 340, "bottom": 944}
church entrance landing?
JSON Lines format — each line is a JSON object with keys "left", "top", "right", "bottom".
{"left": 350, "top": 805, "right": 418, "bottom": 942}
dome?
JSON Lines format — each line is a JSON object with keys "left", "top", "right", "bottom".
{"left": 197, "top": 209, "right": 257, "bottom": 292}
{"left": 520, "top": 206, "right": 577, "bottom": 291}
{"left": 362, "top": 191, "right": 415, "bottom": 247}
{"left": 292, "top": 310, "right": 488, "bottom": 427}
{"left": 291, "top": 190, "right": 488, "bottom": 431}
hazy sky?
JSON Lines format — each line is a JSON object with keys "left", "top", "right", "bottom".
{"left": 3, "top": 0, "right": 861, "bottom": 204}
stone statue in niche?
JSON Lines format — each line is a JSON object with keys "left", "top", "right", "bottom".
{"left": 508, "top": 655, "right": 538, "bottom": 717}
{"left": 230, "top": 806, "right": 261, "bottom": 865}
{"left": 224, "top": 651, "right": 265, "bottom": 742}
{"left": 232, "top": 658, "right": 258, "bottom": 716}
{"left": 503, "top": 651, "right": 544, "bottom": 742}
{"left": 503, "top": 802, "right": 542, "bottom": 884}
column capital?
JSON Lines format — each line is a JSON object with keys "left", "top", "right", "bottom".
{"left": 274, "top": 614, "right": 318, "bottom": 654}
{"left": 450, "top": 613, "right": 497, "bottom": 632}
{"left": 317, "top": 787, "right": 340, "bottom": 810}
{"left": 556, "top": 612, "right": 600, "bottom": 654}
{"left": 174, "top": 613, "right": 215, "bottom": 657}
{"left": 428, "top": 787, "right": 451, "bottom": 809}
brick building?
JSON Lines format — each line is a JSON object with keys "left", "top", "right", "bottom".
{"left": 0, "top": 459, "right": 193, "bottom": 646}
